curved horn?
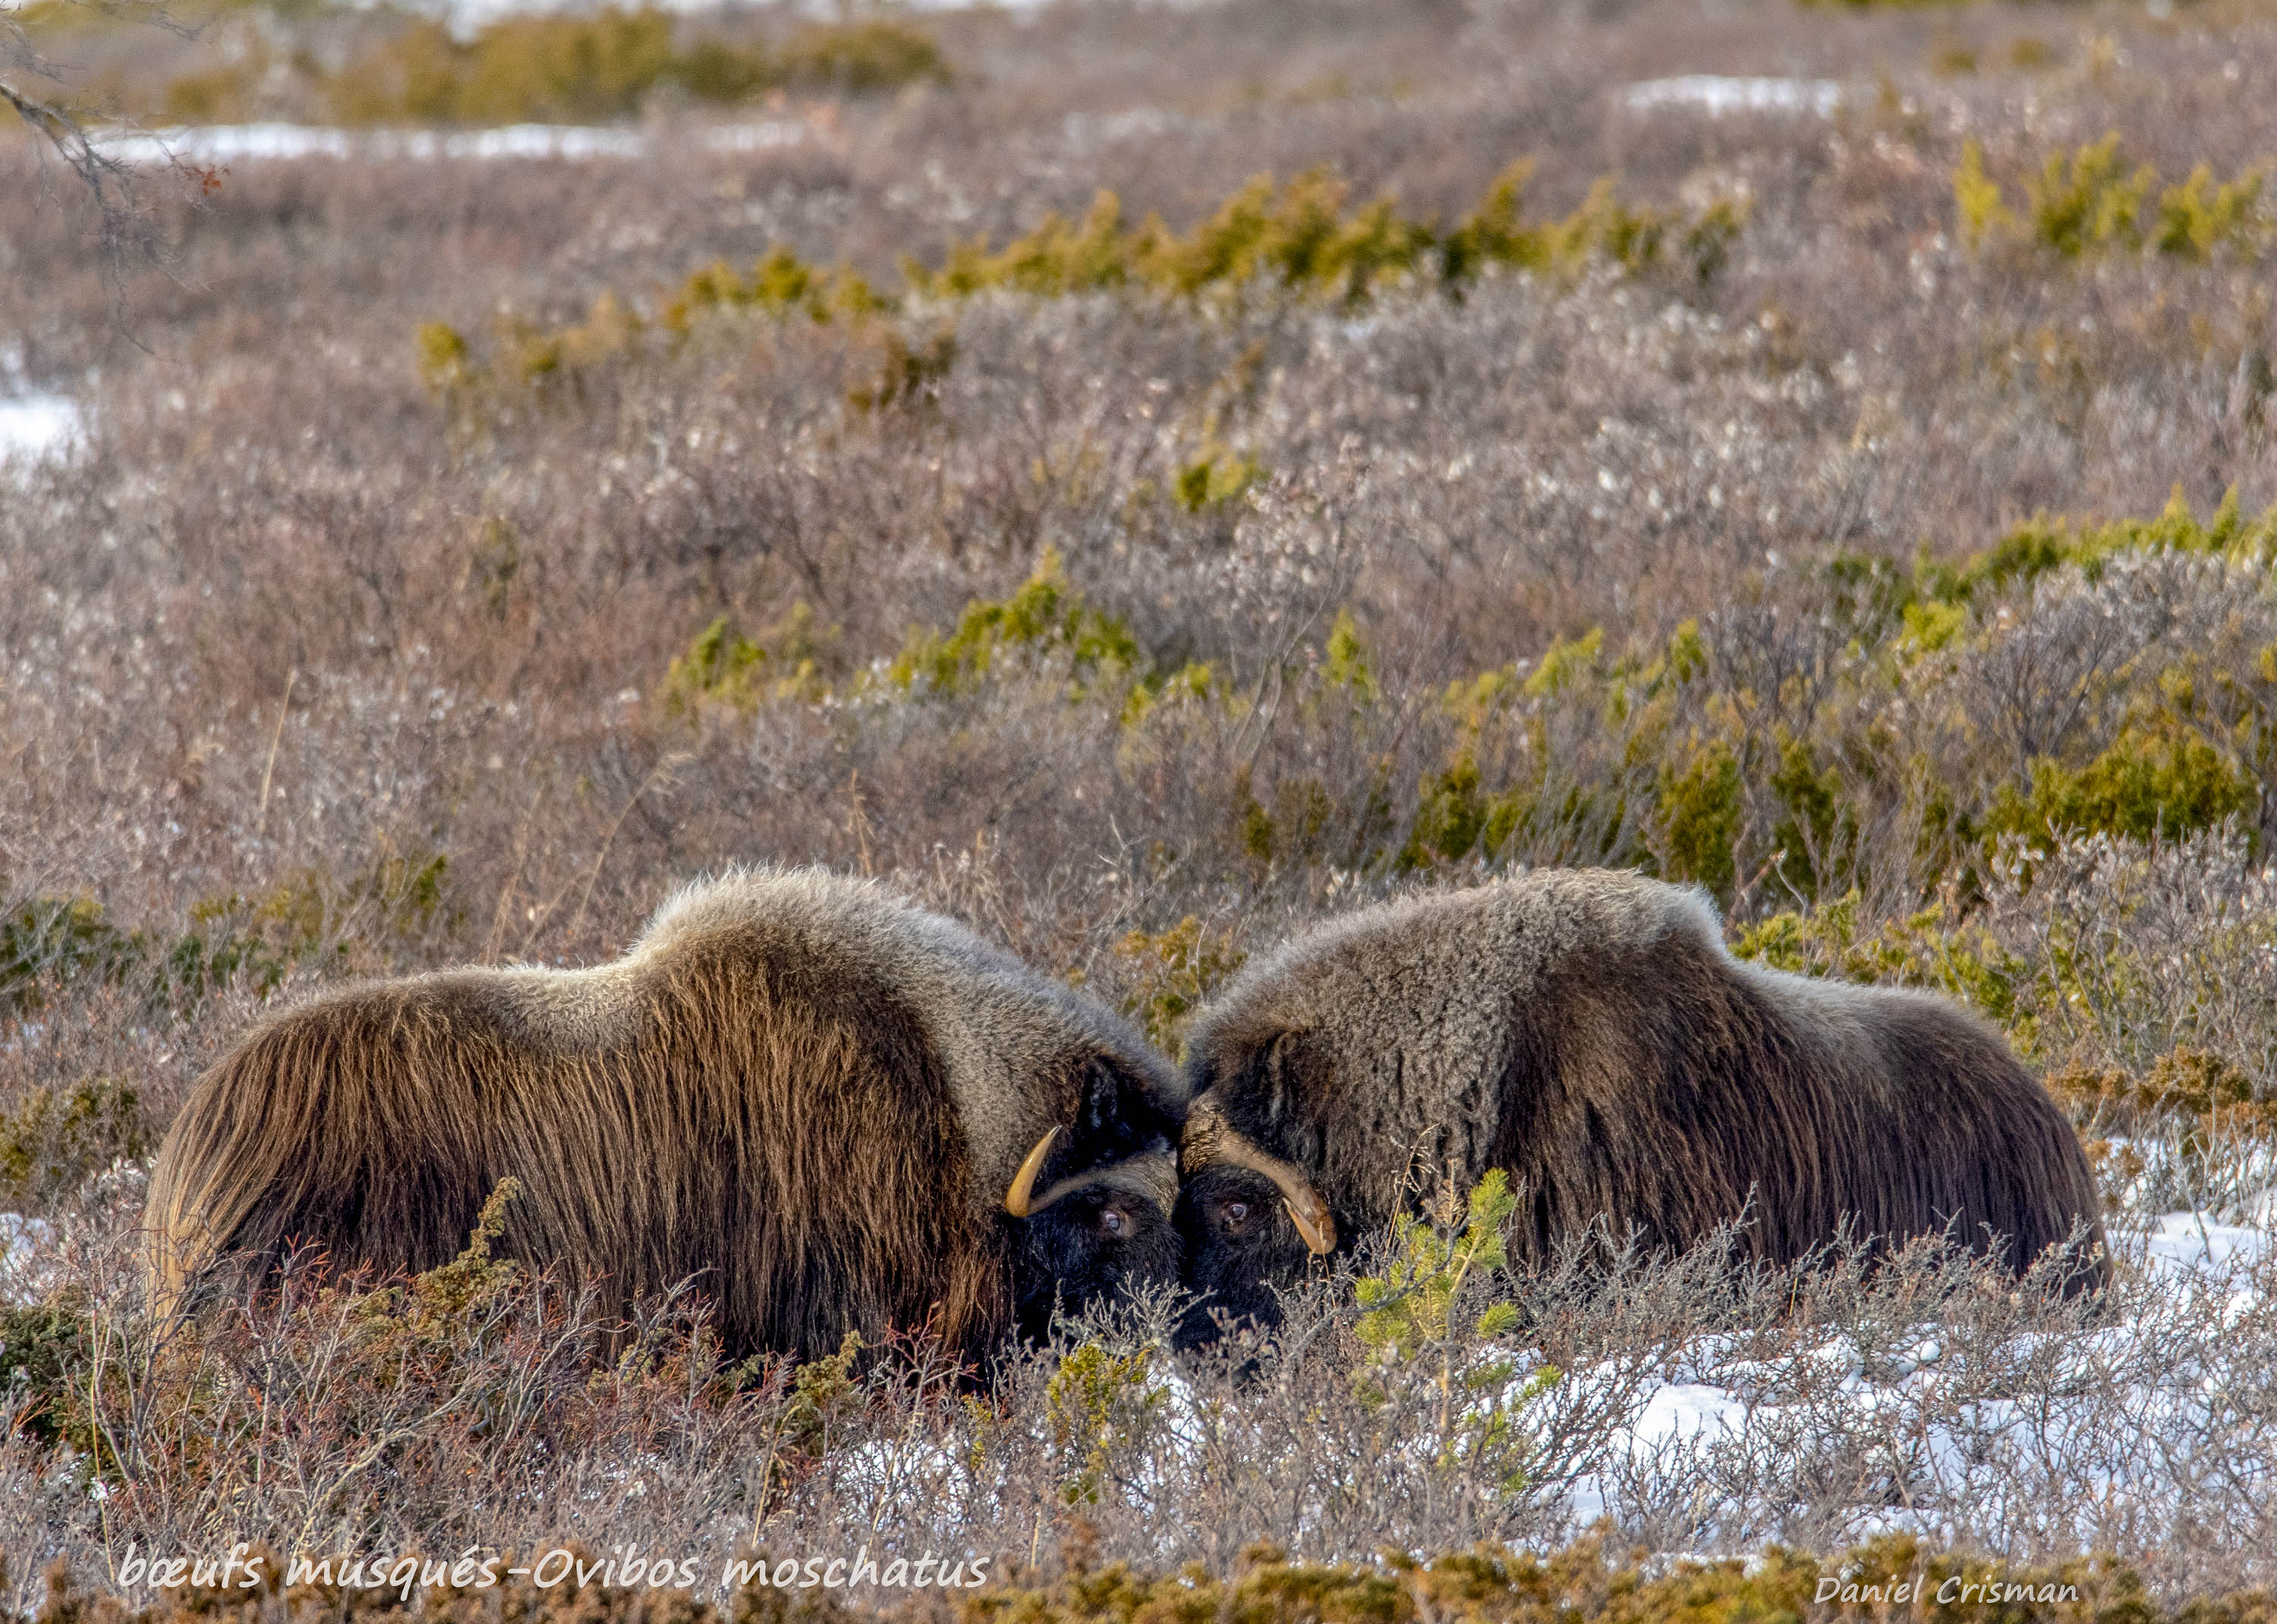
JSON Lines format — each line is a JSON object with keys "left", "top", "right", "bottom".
{"left": 1181, "top": 1097, "right": 1338, "bottom": 1256}
{"left": 1004, "top": 1126, "right": 1061, "bottom": 1217}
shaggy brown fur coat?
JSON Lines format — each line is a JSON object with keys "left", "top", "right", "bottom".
{"left": 146, "top": 867, "right": 1186, "bottom": 1362}
{"left": 1175, "top": 870, "right": 2107, "bottom": 1342}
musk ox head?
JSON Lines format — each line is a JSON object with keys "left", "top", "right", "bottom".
{"left": 1171, "top": 1085, "right": 1337, "bottom": 1351}
{"left": 1004, "top": 1057, "right": 1185, "bottom": 1339}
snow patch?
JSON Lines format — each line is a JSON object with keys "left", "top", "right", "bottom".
{"left": 1624, "top": 76, "right": 1844, "bottom": 118}
{"left": 96, "top": 119, "right": 811, "bottom": 167}
{"left": 2142, "top": 1210, "right": 2270, "bottom": 1275}
{"left": 0, "top": 395, "right": 80, "bottom": 463}
{"left": 409, "top": 0, "right": 1055, "bottom": 39}
{"left": 2, "top": 1213, "right": 58, "bottom": 1305}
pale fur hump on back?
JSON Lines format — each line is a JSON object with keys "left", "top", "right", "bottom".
{"left": 1193, "top": 867, "right": 1709, "bottom": 1052}
{"left": 1186, "top": 870, "right": 1711, "bottom": 1220}
{"left": 636, "top": 866, "right": 1185, "bottom": 1201}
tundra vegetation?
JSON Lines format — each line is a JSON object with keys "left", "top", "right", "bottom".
{"left": 6, "top": 0, "right": 2277, "bottom": 1610}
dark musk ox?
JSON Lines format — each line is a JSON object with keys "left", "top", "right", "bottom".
{"left": 1174, "top": 869, "right": 2108, "bottom": 1346}
{"left": 145, "top": 866, "right": 1186, "bottom": 1364}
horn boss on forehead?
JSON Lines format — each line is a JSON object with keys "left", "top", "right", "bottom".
{"left": 1180, "top": 1096, "right": 1336, "bottom": 1255}
{"left": 1005, "top": 1125, "right": 1168, "bottom": 1217}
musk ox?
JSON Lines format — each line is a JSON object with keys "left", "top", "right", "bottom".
{"left": 146, "top": 866, "right": 1186, "bottom": 1364}
{"left": 1174, "top": 869, "right": 2108, "bottom": 1345}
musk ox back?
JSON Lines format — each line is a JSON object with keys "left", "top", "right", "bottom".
{"left": 1175, "top": 870, "right": 2108, "bottom": 1343}
{"left": 146, "top": 866, "right": 1186, "bottom": 1364}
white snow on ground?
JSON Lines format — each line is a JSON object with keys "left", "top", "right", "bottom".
{"left": 2, "top": 1213, "right": 58, "bottom": 1305}
{"left": 1062, "top": 105, "right": 1184, "bottom": 148}
{"left": 408, "top": 0, "right": 1055, "bottom": 38}
{"left": 95, "top": 118, "right": 812, "bottom": 167}
{"left": 1622, "top": 1380, "right": 1751, "bottom": 1451}
{"left": 2143, "top": 1210, "right": 2269, "bottom": 1272}
{"left": 1561, "top": 1211, "right": 2272, "bottom": 1532}
{"left": 1623, "top": 76, "right": 1844, "bottom": 118}
{"left": 0, "top": 395, "right": 81, "bottom": 463}
{"left": 826, "top": 1205, "right": 2276, "bottom": 1544}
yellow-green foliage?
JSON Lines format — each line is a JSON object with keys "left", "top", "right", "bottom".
{"left": 660, "top": 606, "right": 833, "bottom": 718}
{"left": 888, "top": 549, "right": 1139, "bottom": 696}
{"left": 1986, "top": 719, "right": 2254, "bottom": 848}
{"left": 1523, "top": 626, "right": 1606, "bottom": 696}
{"left": 667, "top": 245, "right": 891, "bottom": 331}
{"left": 416, "top": 320, "right": 473, "bottom": 393}
{"left": 429, "top": 162, "right": 1740, "bottom": 399}
{"left": 461, "top": 515, "right": 520, "bottom": 618}
{"left": 2, "top": 896, "right": 124, "bottom": 1013}
{"left": 0, "top": 889, "right": 335, "bottom": 1019}
{"left": 1397, "top": 618, "right": 1719, "bottom": 877}
{"left": 1111, "top": 916, "right": 1246, "bottom": 1056}
{"left": 0, "top": 1292, "right": 83, "bottom": 1447}
{"left": 1732, "top": 890, "right": 2026, "bottom": 1027}
{"left": 314, "top": 11, "right": 940, "bottom": 126}
{"left": 2156, "top": 165, "right": 2266, "bottom": 259}
{"left": 0, "top": 1078, "right": 149, "bottom": 1210}
{"left": 772, "top": 17, "right": 947, "bottom": 94}
{"left": 905, "top": 162, "right": 1743, "bottom": 307}
{"left": 248, "top": 848, "right": 452, "bottom": 950}
{"left": 1657, "top": 738, "right": 1743, "bottom": 895}
{"left": 162, "top": 53, "right": 266, "bottom": 122}
{"left": 1921, "top": 486, "right": 2277, "bottom": 603}
{"left": 326, "top": 11, "right": 665, "bottom": 123}
{"left": 1321, "top": 606, "right": 1378, "bottom": 702}
{"left": 1353, "top": 1171, "right": 1553, "bottom": 1492}
{"left": 405, "top": 1176, "right": 522, "bottom": 1321}
{"left": 1956, "top": 134, "right": 2267, "bottom": 260}
{"left": 1356, "top": 1170, "right": 1523, "bottom": 1363}
{"left": 1231, "top": 771, "right": 1341, "bottom": 869}
{"left": 1173, "top": 445, "right": 1264, "bottom": 511}
{"left": 777, "top": 1330, "right": 866, "bottom": 1456}
{"left": 1954, "top": 140, "right": 2017, "bottom": 248}
{"left": 2029, "top": 133, "right": 2155, "bottom": 256}
{"left": 1768, "top": 732, "right": 1852, "bottom": 895}
{"left": 1397, "top": 671, "right": 1532, "bottom": 868}
{"left": 1044, "top": 1341, "right": 1165, "bottom": 1506}
{"left": 585, "top": 481, "right": 2277, "bottom": 921}
{"left": 669, "top": 617, "right": 767, "bottom": 714}
{"left": 1403, "top": 753, "right": 1504, "bottom": 869}
{"left": 641, "top": 559, "right": 1222, "bottom": 731}
{"left": 913, "top": 192, "right": 1139, "bottom": 299}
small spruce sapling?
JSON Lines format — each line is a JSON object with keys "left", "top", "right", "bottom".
{"left": 1353, "top": 1169, "right": 1559, "bottom": 1493}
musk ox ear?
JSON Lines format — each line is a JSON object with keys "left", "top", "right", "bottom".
{"left": 1265, "top": 1031, "right": 1299, "bottom": 1124}
{"left": 1075, "top": 1058, "right": 1180, "bottom": 1160}
{"left": 1231, "top": 1030, "right": 1299, "bottom": 1128}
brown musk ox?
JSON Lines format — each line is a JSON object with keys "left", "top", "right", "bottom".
{"left": 144, "top": 866, "right": 1186, "bottom": 1364}
{"left": 1173, "top": 869, "right": 2108, "bottom": 1347}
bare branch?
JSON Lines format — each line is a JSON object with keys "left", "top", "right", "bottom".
{"left": 4, "top": 0, "right": 198, "bottom": 301}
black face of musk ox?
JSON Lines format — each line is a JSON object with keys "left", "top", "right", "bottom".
{"left": 1172, "top": 870, "right": 2109, "bottom": 1349}
{"left": 145, "top": 867, "right": 1186, "bottom": 1366}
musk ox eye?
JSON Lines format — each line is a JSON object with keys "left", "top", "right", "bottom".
{"left": 1221, "top": 1199, "right": 1249, "bottom": 1232}
{"left": 1100, "top": 1206, "right": 1127, "bottom": 1236}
